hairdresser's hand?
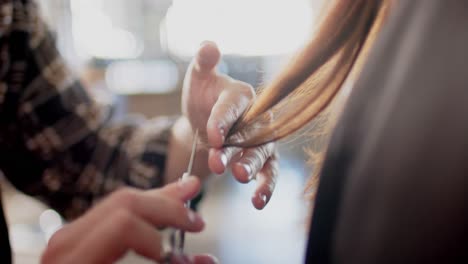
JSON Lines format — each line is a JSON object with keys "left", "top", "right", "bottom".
{"left": 182, "top": 41, "right": 279, "bottom": 210}
{"left": 41, "top": 177, "right": 218, "bottom": 264}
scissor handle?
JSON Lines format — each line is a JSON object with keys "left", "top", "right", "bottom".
{"left": 164, "top": 173, "right": 192, "bottom": 259}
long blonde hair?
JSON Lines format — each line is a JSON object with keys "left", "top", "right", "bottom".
{"left": 225, "top": 0, "right": 393, "bottom": 193}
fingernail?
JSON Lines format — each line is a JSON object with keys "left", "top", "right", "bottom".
{"left": 187, "top": 210, "right": 204, "bottom": 224}
{"left": 242, "top": 164, "right": 253, "bottom": 181}
{"left": 219, "top": 124, "right": 226, "bottom": 143}
{"left": 260, "top": 193, "right": 268, "bottom": 205}
{"left": 187, "top": 211, "right": 197, "bottom": 222}
{"left": 178, "top": 175, "right": 196, "bottom": 188}
{"left": 220, "top": 152, "right": 228, "bottom": 167}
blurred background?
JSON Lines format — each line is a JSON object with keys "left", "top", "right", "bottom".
{"left": 1, "top": 0, "right": 326, "bottom": 263}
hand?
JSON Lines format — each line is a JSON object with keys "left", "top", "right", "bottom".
{"left": 41, "top": 177, "right": 218, "bottom": 264}
{"left": 182, "top": 41, "right": 279, "bottom": 209}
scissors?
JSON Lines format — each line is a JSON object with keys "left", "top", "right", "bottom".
{"left": 163, "top": 129, "right": 199, "bottom": 261}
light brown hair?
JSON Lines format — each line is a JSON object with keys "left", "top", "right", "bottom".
{"left": 225, "top": 0, "right": 393, "bottom": 194}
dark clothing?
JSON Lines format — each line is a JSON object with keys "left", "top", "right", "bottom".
{"left": 0, "top": 1, "right": 174, "bottom": 262}
{"left": 306, "top": 1, "right": 468, "bottom": 263}
{"left": 0, "top": 194, "right": 10, "bottom": 262}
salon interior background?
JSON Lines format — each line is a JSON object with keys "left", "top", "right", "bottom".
{"left": 2, "top": 0, "right": 325, "bottom": 263}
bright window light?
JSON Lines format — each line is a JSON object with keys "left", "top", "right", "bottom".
{"left": 105, "top": 60, "right": 180, "bottom": 94}
{"left": 164, "top": 0, "right": 317, "bottom": 57}
{"left": 70, "top": 0, "right": 143, "bottom": 60}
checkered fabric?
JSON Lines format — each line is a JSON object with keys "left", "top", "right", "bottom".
{"left": 0, "top": 0, "right": 175, "bottom": 224}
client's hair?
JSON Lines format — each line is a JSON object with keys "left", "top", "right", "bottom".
{"left": 225, "top": 0, "right": 392, "bottom": 196}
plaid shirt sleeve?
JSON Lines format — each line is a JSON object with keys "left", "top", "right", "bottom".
{"left": 0, "top": 0, "right": 176, "bottom": 219}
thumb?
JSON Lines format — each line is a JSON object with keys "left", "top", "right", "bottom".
{"left": 154, "top": 175, "right": 201, "bottom": 202}
{"left": 193, "top": 41, "right": 221, "bottom": 77}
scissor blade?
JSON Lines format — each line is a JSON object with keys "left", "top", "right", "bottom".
{"left": 186, "top": 129, "right": 199, "bottom": 176}
{"left": 178, "top": 129, "right": 199, "bottom": 252}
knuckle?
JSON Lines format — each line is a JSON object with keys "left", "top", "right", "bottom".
{"left": 268, "top": 178, "right": 277, "bottom": 192}
{"left": 239, "top": 84, "right": 255, "bottom": 99}
{"left": 261, "top": 159, "right": 279, "bottom": 180}
{"left": 242, "top": 147, "right": 269, "bottom": 172}
{"left": 264, "top": 143, "right": 275, "bottom": 156}
{"left": 262, "top": 174, "right": 277, "bottom": 194}
{"left": 225, "top": 146, "right": 241, "bottom": 159}
{"left": 229, "top": 80, "right": 255, "bottom": 99}
{"left": 273, "top": 149, "right": 280, "bottom": 160}
{"left": 112, "top": 188, "right": 138, "bottom": 210}
{"left": 258, "top": 145, "right": 271, "bottom": 161}
{"left": 241, "top": 154, "right": 260, "bottom": 171}
{"left": 269, "top": 159, "right": 280, "bottom": 176}
{"left": 224, "top": 104, "right": 240, "bottom": 121}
